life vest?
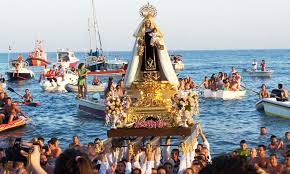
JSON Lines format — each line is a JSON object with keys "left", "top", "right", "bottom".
{"left": 46, "top": 70, "right": 55, "bottom": 78}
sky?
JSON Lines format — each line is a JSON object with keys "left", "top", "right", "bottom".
{"left": 0, "top": 0, "right": 290, "bottom": 52}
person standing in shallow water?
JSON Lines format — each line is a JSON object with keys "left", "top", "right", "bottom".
{"left": 77, "top": 63, "right": 88, "bottom": 98}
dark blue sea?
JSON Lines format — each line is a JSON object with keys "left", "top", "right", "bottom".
{"left": 0, "top": 50, "right": 289, "bottom": 157}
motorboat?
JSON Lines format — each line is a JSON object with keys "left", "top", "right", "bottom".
{"left": 6, "top": 61, "right": 34, "bottom": 81}
{"left": 40, "top": 70, "right": 78, "bottom": 92}
{"left": 256, "top": 98, "right": 290, "bottom": 119}
{"left": 56, "top": 49, "right": 79, "bottom": 69}
{"left": 86, "top": 57, "right": 128, "bottom": 75}
{"left": 65, "top": 83, "right": 105, "bottom": 93}
{"left": 77, "top": 93, "right": 105, "bottom": 118}
{"left": 203, "top": 89, "right": 246, "bottom": 100}
{"left": 26, "top": 40, "right": 50, "bottom": 66}
{"left": 243, "top": 69, "right": 273, "bottom": 77}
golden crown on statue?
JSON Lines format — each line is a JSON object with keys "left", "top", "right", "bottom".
{"left": 139, "top": 3, "right": 157, "bottom": 18}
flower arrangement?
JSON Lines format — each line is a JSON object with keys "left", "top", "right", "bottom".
{"left": 133, "top": 119, "right": 166, "bottom": 129}
{"left": 174, "top": 90, "right": 199, "bottom": 127}
{"left": 105, "top": 96, "right": 123, "bottom": 128}
{"left": 105, "top": 95, "right": 131, "bottom": 128}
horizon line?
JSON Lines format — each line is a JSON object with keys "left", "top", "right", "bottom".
{"left": 0, "top": 48, "right": 290, "bottom": 54}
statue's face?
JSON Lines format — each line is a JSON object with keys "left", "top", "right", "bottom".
{"left": 145, "top": 20, "right": 151, "bottom": 28}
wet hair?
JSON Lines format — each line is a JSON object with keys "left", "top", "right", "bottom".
{"left": 54, "top": 149, "right": 93, "bottom": 174}
{"left": 38, "top": 137, "right": 44, "bottom": 143}
{"left": 270, "top": 135, "right": 277, "bottom": 139}
{"left": 260, "top": 127, "right": 266, "bottom": 129}
{"left": 270, "top": 153, "right": 277, "bottom": 158}
{"left": 240, "top": 140, "right": 246, "bottom": 144}
{"left": 49, "top": 137, "right": 58, "bottom": 145}
{"left": 258, "top": 145, "right": 266, "bottom": 151}
{"left": 278, "top": 83, "right": 283, "bottom": 89}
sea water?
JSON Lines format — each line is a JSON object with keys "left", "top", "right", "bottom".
{"left": 0, "top": 49, "right": 289, "bottom": 156}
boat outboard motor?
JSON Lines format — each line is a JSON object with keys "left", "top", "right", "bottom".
{"left": 270, "top": 89, "right": 287, "bottom": 101}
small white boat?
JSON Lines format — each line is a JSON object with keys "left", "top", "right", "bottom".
{"left": 40, "top": 71, "right": 78, "bottom": 92}
{"left": 172, "top": 61, "right": 184, "bottom": 71}
{"left": 6, "top": 67, "right": 34, "bottom": 81}
{"left": 256, "top": 98, "right": 290, "bottom": 119}
{"left": 203, "top": 89, "right": 246, "bottom": 100}
{"left": 65, "top": 83, "right": 105, "bottom": 93}
{"left": 56, "top": 49, "right": 79, "bottom": 69}
{"left": 77, "top": 93, "right": 105, "bottom": 118}
{"left": 243, "top": 69, "right": 273, "bottom": 77}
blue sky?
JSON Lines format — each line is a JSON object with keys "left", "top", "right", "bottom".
{"left": 1, "top": 0, "right": 290, "bottom": 52}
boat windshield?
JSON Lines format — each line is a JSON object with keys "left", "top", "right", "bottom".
{"left": 106, "top": 63, "right": 124, "bottom": 70}
{"left": 58, "top": 52, "right": 70, "bottom": 62}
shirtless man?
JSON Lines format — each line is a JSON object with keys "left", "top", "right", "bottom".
{"left": 281, "top": 154, "right": 290, "bottom": 174}
{"left": 22, "top": 89, "right": 33, "bottom": 103}
{"left": 266, "top": 153, "right": 283, "bottom": 174}
{"left": 259, "top": 84, "right": 270, "bottom": 99}
{"left": 199, "top": 76, "right": 209, "bottom": 89}
{"left": 278, "top": 84, "right": 289, "bottom": 101}
{"left": 0, "top": 97, "right": 26, "bottom": 124}
{"left": 69, "top": 135, "right": 83, "bottom": 150}
{"left": 251, "top": 145, "right": 269, "bottom": 170}
{"left": 47, "top": 138, "right": 62, "bottom": 158}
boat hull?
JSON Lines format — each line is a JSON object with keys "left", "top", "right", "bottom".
{"left": 77, "top": 98, "right": 105, "bottom": 118}
{"left": 0, "top": 117, "right": 26, "bottom": 133}
{"left": 172, "top": 62, "right": 184, "bottom": 71}
{"left": 6, "top": 71, "right": 34, "bottom": 81}
{"left": 203, "top": 89, "right": 246, "bottom": 100}
{"left": 256, "top": 98, "right": 290, "bottom": 119}
{"left": 65, "top": 84, "right": 105, "bottom": 93}
{"left": 243, "top": 69, "right": 273, "bottom": 77}
{"left": 40, "top": 73, "right": 78, "bottom": 92}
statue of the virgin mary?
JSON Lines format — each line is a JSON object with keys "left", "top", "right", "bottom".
{"left": 124, "top": 3, "right": 179, "bottom": 88}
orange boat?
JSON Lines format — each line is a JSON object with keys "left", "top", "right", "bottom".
{"left": 0, "top": 117, "right": 27, "bottom": 133}
{"left": 26, "top": 40, "right": 50, "bottom": 67}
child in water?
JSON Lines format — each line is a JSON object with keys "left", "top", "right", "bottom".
{"left": 22, "top": 89, "right": 33, "bottom": 103}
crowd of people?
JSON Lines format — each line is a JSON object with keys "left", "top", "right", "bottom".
{"left": 0, "top": 127, "right": 288, "bottom": 174}
{"left": 199, "top": 67, "right": 242, "bottom": 91}
{"left": 178, "top": 77, "right": 196, "bottom": 91}
{"left": 232, "top": 128, "right": 290, "bottom": 174}
{"left": 0, "top": 127, "right": 213, "bottom": 174}
{"left": 41, "top": 64, "right": 66, "bottom": 86}
{"left": 0, "top": 87, "right": 32, "bottom": 124}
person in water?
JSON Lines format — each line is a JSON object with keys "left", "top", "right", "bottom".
{"left": 22, "top": 89, "right": 33, "bottom": 103}
{"left": 77, "top": 63, "right": 88, "bottom": 98}
{"left": 92, "top": 76, "right": 100, "bottom": 85}
{"left": 259, "top": 84, "right": 270, "bottom": 99}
